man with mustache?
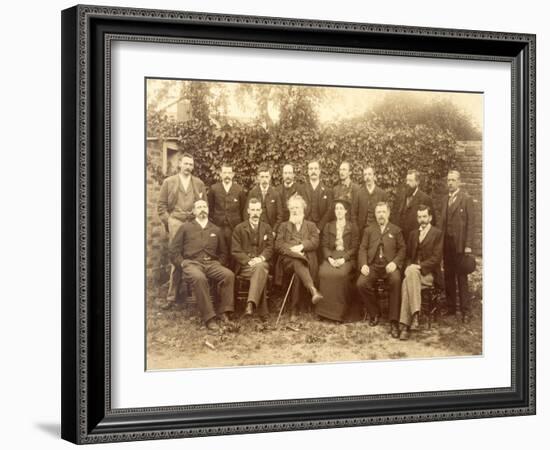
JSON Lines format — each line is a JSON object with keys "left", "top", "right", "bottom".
{"left": 332, "top": 161, "right": 360, "bottom": 220}
{"left": 207, "top": 162, "right": 246, "bottom": 253}
{"left": 247, "top": 165, "right": 283, "bottom": 232}
{"left": 398, "top": 205, "right": 443, "bottom": 340}
{"left": 275, "top": 194, "right": 323, "bottom": 322}
{"left": 394, "top": 169, "right": 436, "bottom": 242}
{"left": 169, "top": 199, "right": 234, "bottom": 331}
{"left": 301, "top": 160, "right": 333, "bottom": 233}
{"left": 275, "top": 164, "right": 302, "bottom": 222}
{"left": 352, "top": 166, "right": 389, "bottom": 236}
{"left": 356, "top": 202, "right": 406, "bottom": 338}
{"left": 440, "top": 170, "right": 475, "bottom": 323}
{"left": 232, "top": 197, "right": 274, "bottom": 318}
{"left": 157, "top": 153, "right": 207, "bottom": 302}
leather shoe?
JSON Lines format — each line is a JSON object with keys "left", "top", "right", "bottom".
{"left": 206, "top": 319, "right": 220, "bottom": 332}
{"left": 399, "top": 327, "right": 410, "bottom": 341}
{"left": 244, "top": 302, "right": 255, "bottom": 316}
{"left": 369, "top": 315, "right": 380, "bottom": 327}
{"left": 390, "top": 321, "right": 400, "bottom": 339}
{"left": 220, "top": 312, "right": 232, "bottom": 323}
{"left": 310, "top": 286, "right": 324, "bottom": 305}
{"left": 411, "top": 313, "right": 420, "bottom": 330}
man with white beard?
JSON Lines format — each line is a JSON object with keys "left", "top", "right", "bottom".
{"left": 274, "top": 194, "right": 323, "bottom": 322}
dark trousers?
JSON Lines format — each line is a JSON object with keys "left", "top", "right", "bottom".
{"left": 280, "top": 257, "right": 315, "bottom": 310}
{"left": 356, "top": 266, "right": 401, "bottom": 322}
{"left": 181, "top": 259, "right": 235, "bottom": 322}
{"left": 238, "top": 262, "right": 270, "bottom": 316}
{"left": 444, "top": 237, "right": 470, "bottom": 314}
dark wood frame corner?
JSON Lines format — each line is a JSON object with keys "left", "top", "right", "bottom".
{"left": 61, "top": 4, "right": 536, "bottom": 444}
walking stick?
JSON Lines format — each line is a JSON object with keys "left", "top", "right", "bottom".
{"left": 275, "top": 274, "right": 295, "bottom": 327}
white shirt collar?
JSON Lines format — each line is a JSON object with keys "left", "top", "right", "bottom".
{"left": 310, "top": 179, "right": 320, "bottom": 190}
{"left": 366, "top": 183, "right": 375, "bottom": 194}
{"left": 179, "top": 173, "right": 191, "bottom": 189}
{"left": 449, "top": 188, "right": 460, "bottom": 197}
{"left": 222, "top": 181, "right": 232, "bottom": 193}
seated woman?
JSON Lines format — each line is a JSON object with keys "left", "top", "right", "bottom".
{"left": 316, "top": 199, "right": 359, "bottom": 322}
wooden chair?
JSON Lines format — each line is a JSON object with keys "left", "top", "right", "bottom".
{"left": 420, "top": 286, "right": 441, "bottom": 329}
{"left": 235, "top": 273, "right": 272, "bottom": 317}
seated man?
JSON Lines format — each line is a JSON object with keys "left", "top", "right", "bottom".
{"left": 356, "top": 202, "right": 406, "bottom": 338}
{"left": 169, "top": 199, "right": 235, "bottom": 331}
{"left": 232, "top": 197, "right": 274, "bottom": 318}
{"left": 275, "top": 194, "right": 323, "bottom": 322}
{"left": 399, "top": 205, "right": 443, "bottom": 340}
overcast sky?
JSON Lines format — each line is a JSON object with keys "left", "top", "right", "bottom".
{"left": 148, "top": 79, "right": 483, "bottom": 130}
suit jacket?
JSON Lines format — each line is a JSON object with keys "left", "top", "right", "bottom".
{"left": 352, "top": 185, "right": 389, "bottom": 235}
{"left": 157, "top": 174, "right": 207, "bottom": 226}
{"left": 394, "top": 188, "right": 436, "bottom": 241}
{"left": 301, "top": 181, "right": 333, "bottom": 232}
{"left": 321, "top": 220, "right": 359, "bottom": 265}
{"left": 407, "top": 225, "right": 444, "bottom": 285}
{"left": 357, "top": 222, "right": 406, "bottom": 270}
{"left": 440, "top": 190, "right": 474, "bottom": 252}
{"left": 247, "top": 186, "right": 283, "bottom": 231}
{"left": 207, "top": 182, "right": 246, "bottom": 229}
{"left": 274, "top": 220, "right": 320, "bottom": 285}
{"left": 231, "top": 220, "right": 274, "bottom": 267}
{"left": 169, "top": 220, "right": 228, "bottom": 267}
{"left": 275, "top": 182, "right": 302, "bottom": 222}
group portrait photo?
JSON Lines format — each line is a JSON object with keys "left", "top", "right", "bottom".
{"left": 145, "top": 77, "right": 483, "bottom": 370}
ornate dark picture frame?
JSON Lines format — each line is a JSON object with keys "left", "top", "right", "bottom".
{"left": 61, "top": 4, "right": 536, "bottom": 444}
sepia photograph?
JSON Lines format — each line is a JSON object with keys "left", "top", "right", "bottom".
{"left": 145, "top": 78, "right": 483, "bottom": 370}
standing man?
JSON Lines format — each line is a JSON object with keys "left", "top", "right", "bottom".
{"left": 232, "top": 198, "right": 274, "bottom": 318}
{"left": 398, "top": 205, "right": 443, "bottom": 340}
{"left": 352, "top": 166, "right": 389, "bottom": 236}
{"left": 356, "top": 202, "right": 406, "bottom": 338}
{"left": 247, "top": 165, "right": 283, "bottom": 232}
{"left": 394, "top": 169, "right": 436, "bottom": 242}
{"left": 275, "top": 194, "right": 323, "bottom": 322}
{"left": 333, "top": 160, "right": 360, "bottom": 212}
{"left": 207, "top": 162, "right": 246, "bottom": 252}
{"left": 169, "top": 199, "right": 234, "bottom": 331}
{"left": 440, "top": 170, "right": 475, "bottom": 323}
{"left": 301, "top": 159, "right": 333, "bottom": 232}
{"left": 157, "top": 152, "right": 207, "bottom": 301}
{"left": 276, "top": 163, "right": 302, "bottom": 222}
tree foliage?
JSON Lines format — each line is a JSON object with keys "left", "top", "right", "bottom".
{"left": 147, "top": 87, "right": 476, "bottom": 202}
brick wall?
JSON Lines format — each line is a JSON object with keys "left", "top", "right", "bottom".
{"left": 432, "top": 140, "right": 483, "bottom": 256}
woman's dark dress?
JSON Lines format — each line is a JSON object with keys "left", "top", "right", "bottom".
{"left": 316, "top": 220, "right": 359, "bottom": 321}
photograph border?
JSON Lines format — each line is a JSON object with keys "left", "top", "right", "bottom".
{"left": 61, "top": 4, "right": 535, "bottom": 444}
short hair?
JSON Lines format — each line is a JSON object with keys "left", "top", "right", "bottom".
{"left": 282, "top": 163, "right": 294, "bottom": 171}
{"left": 308, "top": 159, "right": 321, "bottom": 168}
{"left": 374, "top": 201, "right": 390, "bottom": 212}
{"left": 340, "top": 160, "right": 351, "bottom": 170}
{"left": 257, "top": 165, "right": 272, "bottom": 175}
{"left": 407, "top": 169, "right": 421, "bottom": 182}
{"left": 417, "top": 204, "right": 432, "bottom": 216}
{"left": 448, "top": 170, "right": 461, "bottom": 180}
{"left": 180, "top": 152, "right": 194, "bottom": 161}
{"left": 193, "top": 198, "right": 207, "bottom": 207}
{"left": 287, "top": 193, "right": 307, "bottom": 210}
{"left": 247, "top": 197, "right": 262, "bottom": 207}
{"left": 220, "top": 162, "right": 233, "bottom": 171}
{"left": 363, "top": 165, "right": 376, "bottom": 174}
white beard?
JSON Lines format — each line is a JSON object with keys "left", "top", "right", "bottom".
{"left": 289, "top": 213, "right": 304, "bottom": 225}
